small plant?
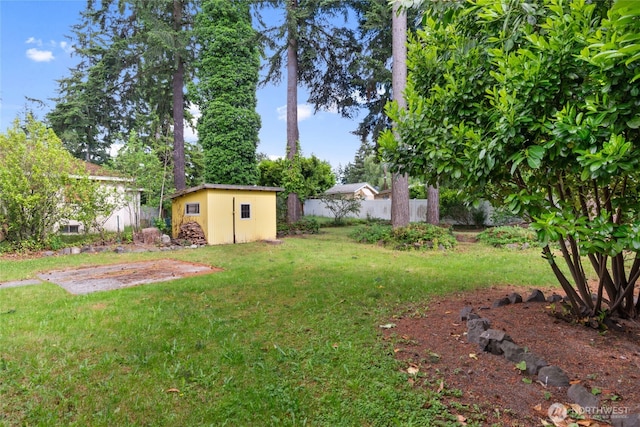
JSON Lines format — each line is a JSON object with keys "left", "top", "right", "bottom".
{"left": 45, "top": 234, "right": 64, "bottom": 251}
{"left": 153, "top": 217, "right": 171, "bottom": 235}
{"left": 515, "top": 361, "right": 527, "bottom": 372}
{"left": 319, "top": 194, "right": 362, "bottom": 225}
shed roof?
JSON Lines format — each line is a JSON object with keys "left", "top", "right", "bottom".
{"left": 324, "top": 182, "right": 378, "bottom": 195}
{"left": 169, "top": 183, "right": 285, "bottom": 199}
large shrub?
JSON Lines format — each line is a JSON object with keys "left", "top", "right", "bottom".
{"left": 0, "top": 117, "right": 104, "bottom": 247}
{"left": 477, "top": 226, "right": 537, "bottom": 248}
{"left": 350, "top": 223, "right": 455, "bottom": 251}
{"left": 382, "top": 0, "right": 640, "bottom": 320}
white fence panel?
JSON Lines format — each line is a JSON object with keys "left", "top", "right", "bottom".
{"left": 304, "top": 199, "right": 430, "bottom": 223}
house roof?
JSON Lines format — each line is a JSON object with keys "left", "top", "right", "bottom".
{"left": 169, "top": 183, "right": 285, "bottom": 199}
{"left": 71, "top": 159, "right": 131, "bottom": 181}
{"left": 324, "top": 182, "right": 379, "bottom": 195}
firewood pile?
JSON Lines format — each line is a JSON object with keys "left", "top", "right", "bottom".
{"left": 177, "top": 221, "right": 207, "bottom": 246}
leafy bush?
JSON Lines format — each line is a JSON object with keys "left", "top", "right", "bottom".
{"left": 477, "top": 226, "right": 536, "bottom": 247}
{"left": 277, "top": 218, "right": 320, "bottom": 236}
{"left": 349, "top": 223, "right": 392, "bottom": 244}
{"left": 350, "top": 223, "right": 456, "bottom": 250}
{"left": 440, "top": 188, "right": 486, "bottom": 227}
{"left": 489, "top": 207, "right": 522, "bottom": 226}
{"left": 391, "top": 223, "right": 456, "bottom": 250}
{"left": 153, "top": 217, "right": 171, "bottom": 235}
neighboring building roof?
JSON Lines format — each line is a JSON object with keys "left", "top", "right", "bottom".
{"left": 71, "top": 159, "right": 132, "bottom": 182}
{"left": 169, "top": 183, "right": 285, "bottom": 199}
{"left": 324, "top": 182, "right": 379, "bottom": 196}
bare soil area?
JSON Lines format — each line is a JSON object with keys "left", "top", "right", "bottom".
{"left": 38, "top": 259, "right": 220, "bottom": 294}
{"left": 384, "top": 285, "right": 640, "bottom": 426}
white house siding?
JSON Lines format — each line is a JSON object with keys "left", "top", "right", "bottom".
{"left": 60, "top": 177, "right": 141, "bottom": 234}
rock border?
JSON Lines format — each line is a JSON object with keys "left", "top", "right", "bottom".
{"left": 462, "top": 290, "right": 640, "bottom": 427}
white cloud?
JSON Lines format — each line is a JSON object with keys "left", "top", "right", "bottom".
{"left": 25, "top": 37, "right": 42, "bottom": 46}
{"left": 277, "top": 104, "right": 313, "bottom": 122}
{"left": 59, "top": 41, "right": 74, "bottom": 54}
{"left": 26, "top": 48, "right": 54, "bottom": 62}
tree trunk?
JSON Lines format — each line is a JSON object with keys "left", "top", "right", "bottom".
{"left": 426, "top": 184, "right": 439, "bottom": 224}
{"left": 286, "top": 0, "right": 302, "bottom": 223}
{"left": 391, "top": 1, "right": 409, "bottom": 228}
{"left": 172, "top": 0, "right": 186, "bottom": 191}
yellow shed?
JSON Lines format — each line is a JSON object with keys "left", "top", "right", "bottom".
{"left": 169, "top": 184, "right": 283, "bottom": 245}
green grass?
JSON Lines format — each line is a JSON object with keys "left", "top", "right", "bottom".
{"left": 0, "top": 227, "right": 562, "bottom": 426}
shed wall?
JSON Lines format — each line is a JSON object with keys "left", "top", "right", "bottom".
{"left": 172, "top": 188, "right": 277, "bottom": 245}
{"left": 172, "top": 191, "right": 209, "bottom": 242}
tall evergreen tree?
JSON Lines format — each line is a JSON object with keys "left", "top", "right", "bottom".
{"left": 390, "top": 0, "right": 410, "bottom": 227}
{"left": 191, "top": 0, "right": 261, "bottom": 185}
{"left": 47, "top": 8, "right": 121, "bottom": 164}
{"left": 254, "top": 0, "right": 360, "bottom": 223}
{"left": 48, "top": 0, "right": 198, "bottom": 190}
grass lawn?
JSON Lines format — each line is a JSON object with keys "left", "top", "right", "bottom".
{"left": 0, "top": 227, "right": 561, "bottom": 426}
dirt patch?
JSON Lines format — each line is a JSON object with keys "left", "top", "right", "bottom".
{"left": 36, "top": 259, "right": 221, "bottom": 294}
{"left": 384, "top": 285, "right": 640, "bottom": 426}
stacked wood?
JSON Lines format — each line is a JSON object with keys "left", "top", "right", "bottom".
{"left": 177, "top": 221, "right": 207, "bottom": 246}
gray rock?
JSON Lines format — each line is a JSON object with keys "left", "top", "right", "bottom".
{"left": 547, "top": 293, "right": 563, "bottom": 303}
{"left": 161, "top": 234, "right": 171, "bottom": 244}
{"left": 114, "top": 246, "right": 126, "bottom": 254}
{"left": 460, "top": 306, "right": 474, "bottom": 321}
{"left": 467, "top": 312, "right": 480, "bottom": 320}
{"left": 521, "top": 352, "right": 548, "bottom": 375}
{"left": 467, "top": 318, "right": 491, "bottom": 344}
{"left": 538, "top": 365, "right": 570, "bottom": 387}
{"left": 567, "top": 384, "right": 599, "bottom": 413}
{"left": 525, "top": 289, "right": 546, "bottom": 303}
{"left": 492, "top": 297, "right": 511, "bottom": 308}
{"left": 612, "top": 413, "right": 640, "bottom": 427}
{"left": 478, "top": 329, "right": 512, "bottom": 355}
{"left": 508, "top": 292, "right": 523, "bottom": 304}
{"left": 42, "top": 251, "right": 55, "bottom": 257}
{"left": 71, "top": 246, "right": 81, "bottom": 255}
{"left": 141, "top": 227, "right": 161, "bottom": 244}
{"left": 500, "top": 340, "right": 524, "bottom": 363}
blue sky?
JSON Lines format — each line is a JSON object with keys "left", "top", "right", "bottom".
{"left": 0, "top": 0, "right": 364, "bottom": 170}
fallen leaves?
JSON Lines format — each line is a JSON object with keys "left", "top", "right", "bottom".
{"left": 407, "top": 364, "right": 420, "bottom": 375}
